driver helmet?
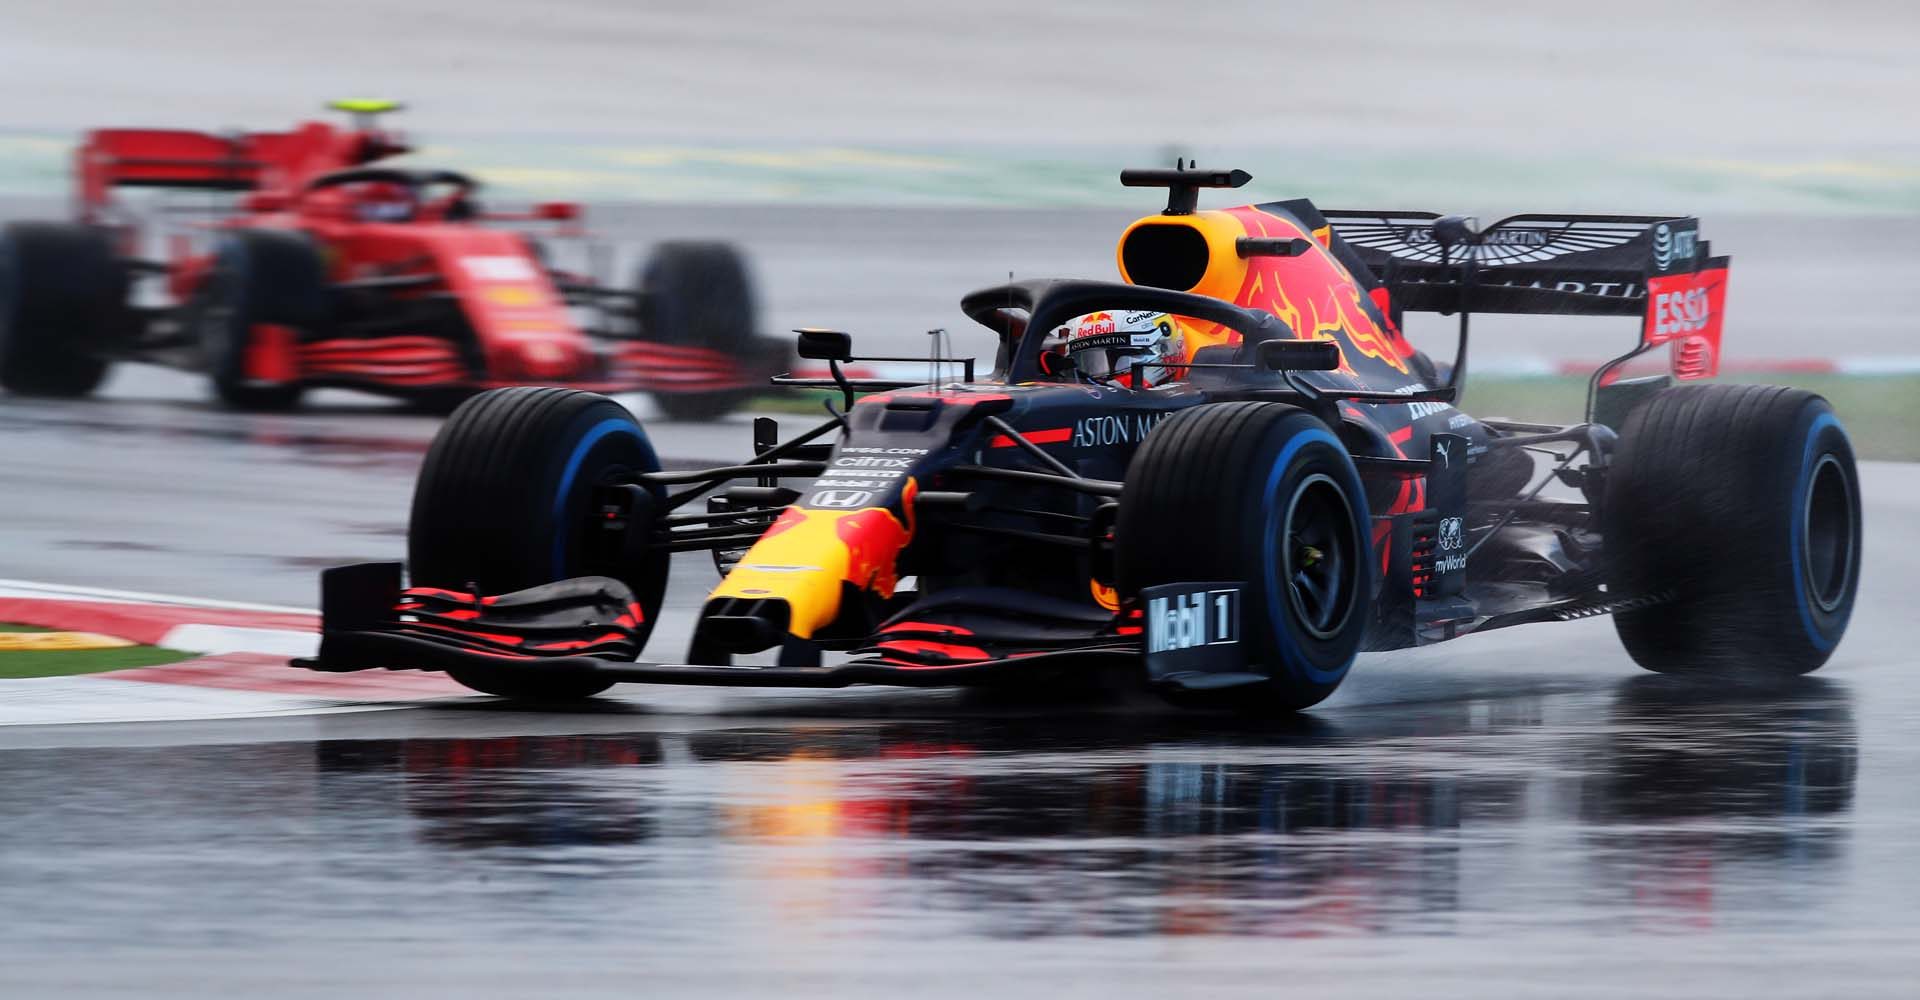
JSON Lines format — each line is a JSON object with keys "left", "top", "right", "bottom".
{"left": 1062, "top": 310, "right": 1186, "bottom": 387}
{"left": 351, "top": 180, "right": 415, "bottom": 222}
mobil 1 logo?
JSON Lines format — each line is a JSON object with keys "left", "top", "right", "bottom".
{"left": 1141, "top": 582, "right": 1245, "bottom": 680}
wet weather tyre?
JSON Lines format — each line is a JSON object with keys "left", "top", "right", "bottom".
{"left": 408, "top": 387, "right": 668, "bottom": 699}
{"left": 1604, "top": 384, "right": 1861, "bottom": 676}
{"left": 0, "top": 222, "right": 122, "bottom": 397}
{"left": 637, "top": 241, "right": 757, "bottom": 422}
{"left": 1117, "top": 402, "right": 1372, "bottom": 712}
{"left": 195, "top": 229, "right": 326, "bottom": 411}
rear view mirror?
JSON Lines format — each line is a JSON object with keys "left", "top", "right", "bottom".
{"left": 535, "top": 201, "right": 580, "bottom": 221}
{"left": 1258, "top": 338, "right": 1341, "bottom": 372}
{"left": 794, "top": 328, "right": 852, "bottom": 362}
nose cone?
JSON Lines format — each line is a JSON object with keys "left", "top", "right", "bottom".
{"left": 705, "top": 485, "right": 917, "bottom": 642}
{"left": 483, "top": 326, "right": 591, "bottom": 382}
{"left": 516, "top": 338, "right": 578, "bottom": 379}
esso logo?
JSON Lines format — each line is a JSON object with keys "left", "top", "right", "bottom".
{"left": 1653, "top": 288, "right": 1711, "bottom": 338}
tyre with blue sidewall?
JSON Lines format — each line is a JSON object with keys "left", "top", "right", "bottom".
{"left": 1117, "top": 401, "right": 1372, "bottom": 711}
{"left": 1604, "top": 383, "right": 1861, "bottom": 675}
{"left": 408, "top": 387, "right": 668, "bottom": 698}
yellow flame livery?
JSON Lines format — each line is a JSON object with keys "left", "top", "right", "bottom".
{"left": 1116, "top": 205, "right": 1414, "bottom": 383}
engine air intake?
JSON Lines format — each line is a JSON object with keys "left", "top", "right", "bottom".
{"left": 1120, "top": 223, "right": 1211, "bottom": 292}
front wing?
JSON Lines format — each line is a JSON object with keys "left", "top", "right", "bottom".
{"left": 291, "top": 563, "right": 1139, "bottom": 690}
{"left": 302, "top": 627, "right": 1138, "bottom": 689}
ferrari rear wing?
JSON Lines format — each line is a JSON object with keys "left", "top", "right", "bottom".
{"left": 75, "top": 122, "right": 406, "bottom": 224}
{"left": 1322, "top": 211, "right": 1730, "bottom": 379}
{"left": 75, "top": 130, "right": 272, "bottom": 220}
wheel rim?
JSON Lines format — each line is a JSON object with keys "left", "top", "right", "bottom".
{"left": 1802, "top": 453, "right": 1855, "bottom": 613}
{"left": 1281, "top": 473, "right": 1359, "bottom": 640}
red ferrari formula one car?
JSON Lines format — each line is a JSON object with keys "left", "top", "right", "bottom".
{"left": 299, "top": 166, "right": 1862, "bottom": 711}
{"left": 0, "top": 100, "right": 785, "bottom": 416}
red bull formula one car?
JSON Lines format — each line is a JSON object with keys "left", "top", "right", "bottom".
{"left": 0, "top": 100, "right": 784, "bottom": 416}
{"left": 298, "top": 166, "right": 1862, "bottom": 710}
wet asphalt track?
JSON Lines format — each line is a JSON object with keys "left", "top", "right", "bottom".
{"left": 1, "top": 206, "right": 1918, "bottom": 996}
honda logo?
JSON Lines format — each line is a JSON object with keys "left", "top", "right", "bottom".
{"left": 810, "top": 490, "right": 874, "bottom": 509}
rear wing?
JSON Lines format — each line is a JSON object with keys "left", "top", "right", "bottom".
{"left": 75, "top": 123, "right": 405, "bottom": 224}
{"left": 1322, "top": 211, "right": 1730, "bottom": 380}
{"left": 76, "top": 130, "right": 274, "bottom": 221}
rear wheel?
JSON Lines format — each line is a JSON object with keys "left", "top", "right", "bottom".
{"left": 1604, "top": 383, "right": 1861, "bottom": 675}
{"left": 195, "top": 229, "right": 327, "bottom": 411}
{"left": 1117, "top": 402, "right": 1372, "bottom": 712}
{"left": 637, "top": 241, "right": 757, "bottom": 422}
{"left": 0, "top": 222, "right": 123, "bottom": 397}
{"left": 408, "top": 387, "right": 669, "bottom": 699}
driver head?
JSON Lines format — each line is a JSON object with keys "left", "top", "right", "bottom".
{"left": 1062, "top": 310, "right": 1186, "bottom": 387}
{"left": 351, "top": 180, "right": 415, "bottom": 222}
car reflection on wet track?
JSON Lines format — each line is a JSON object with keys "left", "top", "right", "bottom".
{"left": 264, "top": 677, "right": 1861, "bottom": 942}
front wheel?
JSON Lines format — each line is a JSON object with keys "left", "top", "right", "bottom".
{"left": 1604, "top": 383, "right": 1862, "bottom": 675}
{"left": 195, "top": 229, "right": 327, "bottom": 411}
{"left": 636, "top": 241, "right": 758, "bottom": 422}
{"left": 0, "top": 222, "right": 122, "bottom": 397}
{"left": 408, "top": 387, "right": 670, "bottom": 699}
{"left": 1117, "top": 402, "right": 1373, "bottom": 712}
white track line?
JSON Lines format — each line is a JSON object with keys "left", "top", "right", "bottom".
{"left": 0, "top": 577, "right": 313, "bottom": 614}
{"left": 0, "top": 578, "right": 318, "bottom": 656}
{"left": 157, "top": 624, "right": 319, "bottom": 657}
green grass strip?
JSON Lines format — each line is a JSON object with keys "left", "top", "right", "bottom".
{"left": 0, "top": 624, "right": 197, "bottom": 679}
